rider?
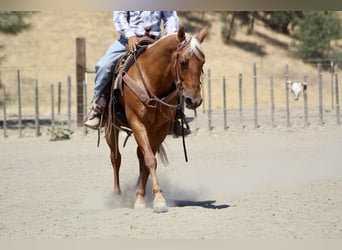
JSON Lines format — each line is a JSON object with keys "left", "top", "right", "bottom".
{"left": 84, "top": 11, "right": 190, "bottom": 136}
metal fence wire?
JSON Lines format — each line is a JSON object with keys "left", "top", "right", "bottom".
{"left": 0, "top": 62, "right": 341, "bottom": 138}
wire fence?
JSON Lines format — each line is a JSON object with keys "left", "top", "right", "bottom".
{"left": 196, "top": 63, "right": 340, "bottom": 132}
{"left": 0, "top": 62, "right": 341, "bottom": 139}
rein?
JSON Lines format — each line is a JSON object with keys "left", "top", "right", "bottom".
{"left": 133, "top": 57, "right": 180, "bottom": 111}
{"left": 122, "top": 55, "right": 180, "bottom": 114}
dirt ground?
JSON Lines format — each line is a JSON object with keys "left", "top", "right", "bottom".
{"left": 1, "top": 119, "right": 342, "bottom": 239}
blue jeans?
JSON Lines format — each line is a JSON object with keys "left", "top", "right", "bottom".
{"left": 93, "top": 36, "right": 127, "bottom": 102}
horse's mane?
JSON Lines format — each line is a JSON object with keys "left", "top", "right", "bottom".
{"left": 147, "top": 32, "right": 205, "bottom": 62}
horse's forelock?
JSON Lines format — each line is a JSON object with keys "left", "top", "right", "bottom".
{"left": 189, "top": 36, "right": 205, "bottom": 62}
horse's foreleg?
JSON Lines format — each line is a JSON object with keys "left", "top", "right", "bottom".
{"left": 131, "top": 125, "right": 168, "bottom": 212}
{"left": 143, "top": 148, "right": 168, "bottom": 212}
{"left": 135, "top": 147, "right": 149, "bottom": 209}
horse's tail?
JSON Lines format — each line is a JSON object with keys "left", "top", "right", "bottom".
{"left": 157, "top": 143, "right": 169, "bottom": 166}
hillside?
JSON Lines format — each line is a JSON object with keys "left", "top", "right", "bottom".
{"left": 0, "top": 11, "right": 339, "bottom": 112}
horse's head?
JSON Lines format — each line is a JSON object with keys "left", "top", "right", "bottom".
{"left": 175, "top": 26, "right": 208, "bottom": 110}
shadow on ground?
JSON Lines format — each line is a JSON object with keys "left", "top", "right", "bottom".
{"left": 170, "top": 199, "right": 230, "bottom": 209}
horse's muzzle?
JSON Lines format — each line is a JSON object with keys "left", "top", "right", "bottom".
{"left": 185, "top": 97, "right": 202, "bottom": 110}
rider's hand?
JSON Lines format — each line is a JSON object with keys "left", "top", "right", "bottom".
{"left": 128, "top": 36, "right": 139, "bottom": 53}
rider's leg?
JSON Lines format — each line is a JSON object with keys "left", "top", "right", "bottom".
{"left": 172, "top": 112, "right": 191, "bottom": 137}
{"left": 170, "top": 97, "right": 191, "bottom": 137}
{"left": 84, "top": 38, "right": 127, "bottom": 130}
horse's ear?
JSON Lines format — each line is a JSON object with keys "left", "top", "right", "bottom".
{"left": 196, "top": 26, "right": 208, "bottom": 43}
{"left": 177, "top": 26, "right": 186, "bottom": 42}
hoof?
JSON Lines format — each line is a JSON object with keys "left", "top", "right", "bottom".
{"left": 134, "top": 195, "right": 145, "bottom": 209}
{"left": 153, "top": 202, "right": 168, "bottom": 213}
{"left": 134, "top": 202, "right": 146, "bottom": 209}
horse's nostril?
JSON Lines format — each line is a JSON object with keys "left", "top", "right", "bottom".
{"left": 185, "top": 97, "right": 192, "bottom": 106}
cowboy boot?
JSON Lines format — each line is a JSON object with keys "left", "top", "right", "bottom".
{"left": 172, "top": 119, "right": 191, "bottom": 137}
{"left": 84, "top": 95, "right": 107, "bottom": 130}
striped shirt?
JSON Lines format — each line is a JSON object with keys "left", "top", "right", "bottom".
{"left": 113, "top": 11, "right": 179, "bottom": 40}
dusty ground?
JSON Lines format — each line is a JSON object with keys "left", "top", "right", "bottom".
{"left": 1, "top": 121, "right": 342, "bottom": 239}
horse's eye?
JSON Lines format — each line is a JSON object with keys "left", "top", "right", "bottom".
{"left": 180, "top": 61, "right": 188, "bottom": 70}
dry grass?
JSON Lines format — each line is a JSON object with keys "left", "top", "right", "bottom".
{"left": 0, "top": 11, "right": 339, "bottom": 116}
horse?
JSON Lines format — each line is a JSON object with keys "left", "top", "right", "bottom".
{"left": 104, "top": 26, "right": 208, "bottom": 213}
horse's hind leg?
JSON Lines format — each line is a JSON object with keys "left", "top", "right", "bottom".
{"left": 105, "top": 126, "right": 121, "bottom": 195}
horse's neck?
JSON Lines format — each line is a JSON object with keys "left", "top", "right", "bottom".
{"left": 143, "top": 36, "right": 178, "bottom": 95}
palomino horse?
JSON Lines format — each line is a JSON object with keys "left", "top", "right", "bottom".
{"left": 105, "top": 26, "right": 208, "bottom": 213}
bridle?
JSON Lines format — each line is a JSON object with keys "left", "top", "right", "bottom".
{"left": 174, "top": 35, "right": 193, "bottom": 89}
{"left": 174, "top": 34, "right": 206, "bottom": 93}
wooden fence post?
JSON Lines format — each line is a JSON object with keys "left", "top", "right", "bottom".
{"left": 58, "top": 81, "right": 61, "bottom": 116}
{"left": 83, "top": 78, "right": 88, "bottom": 135}
{"left": 318, "top": 63, "right": 324, "bottom": 125}
{"left": 76, "top": 37, "right": 86, "bottom": 127}
{"left": 17, "top": 70, "right": 22, "bottom": 137}
{"left": 51, "top": 83, "right": 55, "bottom": 138}
{"left": 3, "top": 85, "right": 7, "bottom": 138}
{"left": 270, "top": 76, "right": 275, "bottom": 128}
{"left": 34, "top": 80, "right": 40, "bottom": 137}
{"left": 238, "top": 73, "right": 243, "bottom": 127}
{"left": 335, "top": 64, "right": 340, "bottom": 125}
{"left": 303, "top": 75, "right": 309, "bottom": 128}
{"left": 285, "top": 64, "right": 290, "bottom": 128}
{"left": 330, "top": 61, "right": 334, "bottom": 109}
{"left": 67, "top": 75, "right": 72, "bottom": 129}
{"left": 207, "top": 68, "right": 212, "bottom": 131}
{"left": 253, "top": 62, "right": 258, "bottom": 129}
{"left": 222, "top": 76, "right": 228, "bottom": 130}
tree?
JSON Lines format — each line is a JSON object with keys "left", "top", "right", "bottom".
{"left": 220, "top": 11, "right": 256, "bottom": 43}
{"left": 290, "top": 11, "right": 342, "bottom": 61}
{"left": 261, "top": 11, "right": 303, "bottom": 35}
{"left": 220, "top": 12, "right": 236, "bottom": 43}
{"left": 0, "top": 11, "right": 32, "bottom": 35}
{"left": 0, "top": 12, "right": 33, "bottom": 63}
